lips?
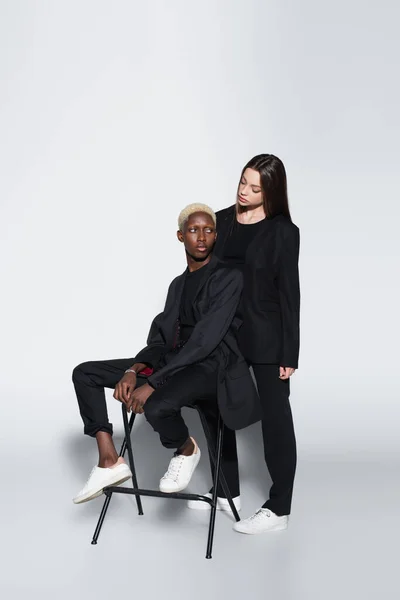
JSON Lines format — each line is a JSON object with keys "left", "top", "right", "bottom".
{"left": 196, "top": 246, "right": 207, "bottom": 251}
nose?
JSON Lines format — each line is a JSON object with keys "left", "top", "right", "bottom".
{"left": 240, "top": 183, "right": 248, "bottom": 196}
{"left": 197, "top": 229, "right": 206, "bottom": 242}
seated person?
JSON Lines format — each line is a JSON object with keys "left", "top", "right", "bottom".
{"left": 72, "top": 203, "right": 260, "bottom": 504}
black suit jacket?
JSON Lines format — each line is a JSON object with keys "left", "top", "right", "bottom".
{"left": 133, "top": 255, "right": 261, "bottom": 430}
{"left": 214, "top": 206, "right": 300, "bottom": 369}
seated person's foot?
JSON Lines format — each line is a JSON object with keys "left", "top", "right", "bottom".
{"left": 233, "top": 508, "right": 288, "bottom": 534}
{"left": 73, "top": 457, "right": 132, "bottom": 504}
{"left": 159, "top": 437, "right": 201, "bottom": 493}
{"left": 187, "top": 492, "right": 241, "bottom": 512}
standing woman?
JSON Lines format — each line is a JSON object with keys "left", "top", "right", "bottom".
{"left": 218, "top": 154, "right": 300, "bottom": 534}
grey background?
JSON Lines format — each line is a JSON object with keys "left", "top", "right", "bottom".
{"left": 1, "top": 1, "right": 399, "bottom": 598}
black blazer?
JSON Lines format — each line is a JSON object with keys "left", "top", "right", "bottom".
{"left": 214, "top": 206, "right": 300, "bottom": 369}
{"left": 133, "top": 255, "right": 261, "bottom": 430}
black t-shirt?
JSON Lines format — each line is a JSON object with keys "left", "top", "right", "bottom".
{"left": 222, "top": 218, "right": 265, "bottom": 319}
{"left": 223, "top": 218, "right": 265, "bottom": 266}
{"left": 179, "top": 263, "right": 211, "bottom": 343}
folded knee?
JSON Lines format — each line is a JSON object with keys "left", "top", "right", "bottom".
{"left": 144, "top": 398, "right": 175, "bottom": 423}
{"left": 72, "top": 361, "right": 93, "bottom": 384}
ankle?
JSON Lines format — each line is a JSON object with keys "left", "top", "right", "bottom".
{"left": 177, "top": 437, "right": 196, "bottom": 457}
{"left": 98, "top": 456, "right": 120, "bottom": 468}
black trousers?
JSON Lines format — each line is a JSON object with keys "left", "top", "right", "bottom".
{"left": 218, "top": 364, "right": 297, "bottom": 516}
{"left": 72, "top": 357, "right": 240, "bottom": 497}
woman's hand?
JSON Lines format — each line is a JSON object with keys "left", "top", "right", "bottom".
{"left": 126, "top": 383, "right": 155, "bottom": 414}
{"left": 279, "top": 367, "right": 296, "bottom": 380}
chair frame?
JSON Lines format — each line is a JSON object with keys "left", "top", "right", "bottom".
{"left": 91, "top": 403, "right": 240, "bottom": 559}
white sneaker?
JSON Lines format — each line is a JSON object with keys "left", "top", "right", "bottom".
{"left": 233, "top": 508, "right": 288, "bottom": 534}
{"left": 159, "top": 438, "right": 201, "bottom": 493}
{"left": 187, "top": 492, "right": 241, "bottom": 512}
{"left": 73, "top": 458, "right": 132, "bottom": 504}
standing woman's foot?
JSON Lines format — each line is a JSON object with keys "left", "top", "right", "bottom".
{"left": 73, "top": 457, "right": 132, "bottom": 504}
{"left": 233, "top": 508, "right": 288, "bottom": 534}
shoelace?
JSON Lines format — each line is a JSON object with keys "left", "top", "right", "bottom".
{"left": 248, "top": 509, "right": 271, "bottom": 522}
{"left": 163, "top": 454, "right": 185, "bottom": 482}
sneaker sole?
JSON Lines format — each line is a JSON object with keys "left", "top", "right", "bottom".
{"left": 73, "top": 472, "right": 132, "bottom": 504}
{"left": 233, "top": 523, "right": 288, "bottom": 535}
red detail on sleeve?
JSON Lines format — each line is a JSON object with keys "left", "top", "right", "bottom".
{"left": 141, "top": 367, "right": 154, "bottom": 376}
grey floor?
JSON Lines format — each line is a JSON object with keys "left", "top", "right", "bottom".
{"left": 3, "top": 409, "right": 399, "bottom": 600}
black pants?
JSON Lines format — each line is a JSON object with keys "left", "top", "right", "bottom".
{"left": 218, "top": 364, "right": 297, "bottom": 516}
{"left": 72, "top": 357, "right": 240, "bottom": 497}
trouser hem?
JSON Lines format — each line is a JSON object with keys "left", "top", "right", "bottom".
{"left": 159, "top": 433, "right": 190, "bottom": 450}
{"left": 262, "top": 500, "right": 291, "bottom": 516}
{"left": 84, "top": 424, "right": 113, "bottom": 438}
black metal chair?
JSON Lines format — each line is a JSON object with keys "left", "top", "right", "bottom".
{"left": 91, "top": 403, "right": 240, "bottom": 559}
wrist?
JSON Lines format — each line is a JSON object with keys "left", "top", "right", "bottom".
{"left": 126, "top": 362, "right": 148, "bottom": 376}
{"left": 125, "top": 369, "right": 138, "bottom": 376}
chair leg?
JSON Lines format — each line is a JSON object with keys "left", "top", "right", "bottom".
{"left": 198, "top": 410, "right": 240, "bottom": 523}
{"left": 205, "top": 414, "right": 224, "bottom": 559}
{"left": 118, "top": 410, "right": 136, "bottom": 459}
{"left": 121, "top": 405, "right": 143, "bottom": 516}
{"left": 91, "top": 408, "right": 141, "bottom": 545}
{"left": 91, "top": 493, "right": 112, "bottom": 545}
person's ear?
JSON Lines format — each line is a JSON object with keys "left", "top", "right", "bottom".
{"left": 177, "top": 230, "right": 184, "bottom": 243}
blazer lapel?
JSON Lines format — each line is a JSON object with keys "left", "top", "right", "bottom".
{"left": 161, "top": 271, "right": 186, "bottom": 345}
{"left": 160, "top": 256, "right": 220, "bottom": 346}
{"left": 192, "top": 254, "right": 221, "bottom": 304}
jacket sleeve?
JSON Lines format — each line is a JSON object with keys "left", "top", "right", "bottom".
{"left": 133, "top": 312, "right": 166, "bottom": 369}
{"left": 147, "top": 268, "right": 243, "bottom": 388}
{"left": 277, "top": 223, "right": 300, "bottom": 368}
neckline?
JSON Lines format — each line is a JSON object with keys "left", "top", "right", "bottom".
{"left": 186, "top": 262, "right": 211, "bottom": 277}
{"left": 235, "top": 217, "right": 266, "bottom": 226}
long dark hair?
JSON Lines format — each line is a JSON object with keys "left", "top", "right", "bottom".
{"left": 238, "top": 154, "right": 292, "bottom": 221}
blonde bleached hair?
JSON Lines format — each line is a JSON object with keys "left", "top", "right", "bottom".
{"left": 178, "top": 203, "right": 217, "bottom": 231}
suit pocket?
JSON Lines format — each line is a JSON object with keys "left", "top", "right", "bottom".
{"left": 222, "top": 361, "right": 258, "bottom": 413}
